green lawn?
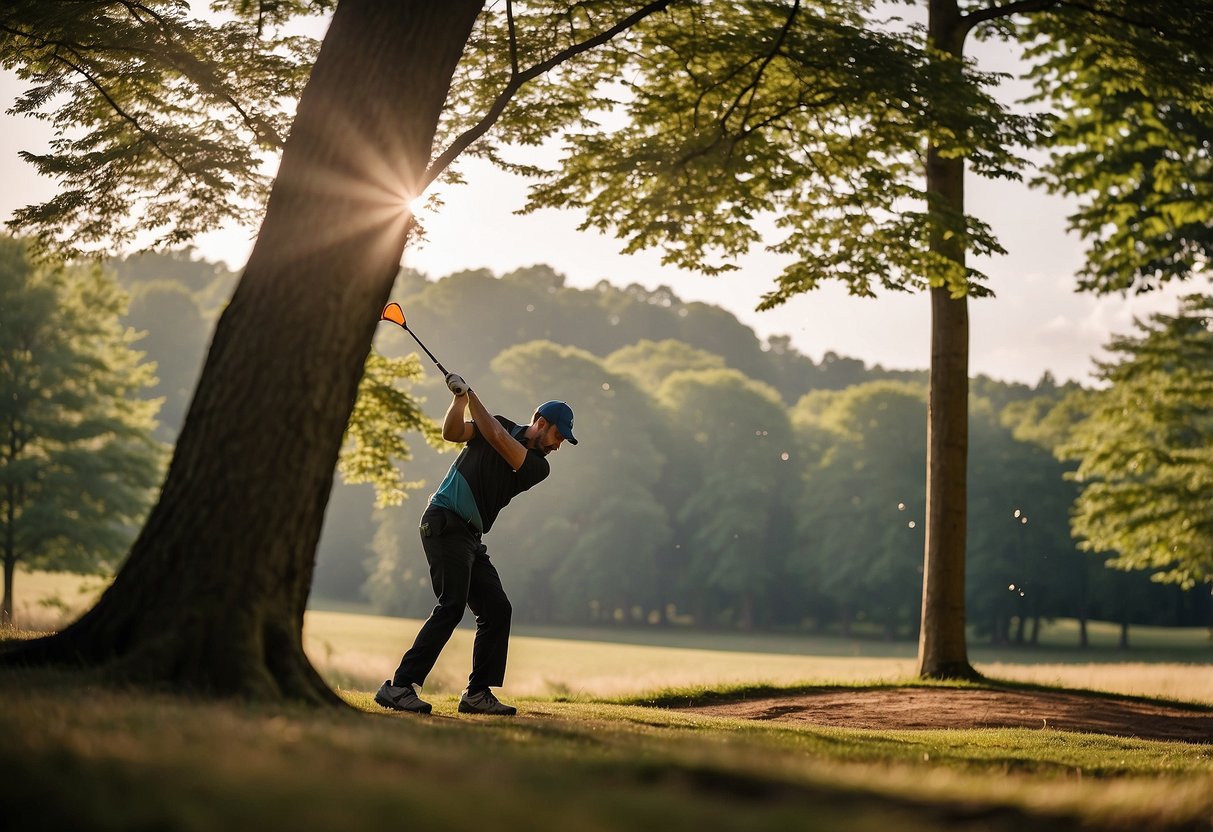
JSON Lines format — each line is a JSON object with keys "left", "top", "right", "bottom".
{"left": 4, "top": 570, "right": 1212, "bottom": 830}
{"left": 1, "top": 671, "right": 1210, "bottom": 832}
{"left": 302, "top": 608, "right": 1213, "bottom": 705}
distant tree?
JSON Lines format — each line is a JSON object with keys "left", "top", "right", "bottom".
{"left": 604, "top": 339, "right": 727, "bottom": 385}
{"left": 123, "top": 280, "right": 210, "bottom": 440}
{"left": 1061, "top": 295, "right": 1213, "bottom": 590}
{"left": 1000, "top": 387, "right": 1096, "bottom": 645}
{"left": 965, "top": 396, "right": 1080, "bottom": 645}
{"left": 108, "top": 250, "right": 237, "bottom": 297}
{"left": 490, "top": 340, "right": 672, "bottom": 625}
{"left": 551, "top": 493, "right": 668, "bottom": 624}
{"left": 762, "top": 335, "right": 820, "bottom": 402}
{"left": 655, "top": 368, "right": 792, "bottom": 628}
{"left": 792, "top": 382, "right": 928, "bottom": 638}
{"left": 319, "top": 349, "right": 446, "bottom": 606}
{"left": 363, "top": 505, "right": 440, "bottom": 617}
{"left": 0, "top": 237, "right": 163, "bottom": 625}
{"left": 106, "top": 252, "right": 241, "bottom": 441}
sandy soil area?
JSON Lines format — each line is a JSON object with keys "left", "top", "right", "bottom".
{"left": 681, "top": 686, "right": 1213, "bottom": 744}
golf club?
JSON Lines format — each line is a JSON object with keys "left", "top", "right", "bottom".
{"left": 379, "top": 302, "right": 451, "bottom": 377}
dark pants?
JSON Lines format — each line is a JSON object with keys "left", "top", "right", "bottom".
{"left": 392, "top": 506, "right": 512, "bottom": 690}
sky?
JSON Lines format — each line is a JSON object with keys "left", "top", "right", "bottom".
{"left": 2, "top": 26, "right": 1206, "bottom": 387}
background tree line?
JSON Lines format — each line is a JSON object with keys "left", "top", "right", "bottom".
{"left": 27, "top": 246, "right": 1201, "bottom": 643}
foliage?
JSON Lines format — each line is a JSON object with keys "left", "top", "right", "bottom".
{"left": 655, "top": 367, "right": 794, "bottom": 627}
{"left": 0, "top": 236, "right": 164, "bottom": 617}
{"left": 123, "top": 280, "right": 209, "bottom": 440}
{"left": 604, "top": 338, "right": 726, "bottom": 384}
{"left": 338, "top": 350, "right": 445, "bottom": 509}
{"left": 0, "top": 1, "right": 321, "bottom": 254}
{"left": 492, "top": 340, "right": 671, "bottom": 624}
{"left": 1060, "top": 295, "right": 1213, "bottom": 589}
{"left": 512, "top": 1, "right": 1045, "bottom": 301}
{"left": 965, "top": 396, "right": 1081, "bottom": 643}
{"left": 791, "top": 381, "right": 927, "bottom": 636}
{"left": 1024, "top": 0, "right": 1213, "bottom": 292}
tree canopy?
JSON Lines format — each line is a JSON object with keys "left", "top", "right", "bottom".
{"left": 0, "top": 0, "right": 320, "bottom": 254}
{"left": 1061, "top": 295, "right": 1213, "bottom": 589}
{"left": 1023, "top": 1, "right": 1213, "bottom": 292}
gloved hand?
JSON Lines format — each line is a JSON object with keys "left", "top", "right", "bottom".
{"left": 445, "top": 373, "right": 470, "bottom": 396}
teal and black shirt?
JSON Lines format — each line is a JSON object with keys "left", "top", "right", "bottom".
{"left": 429, "top": 415, "right": 550, "bottom": 533}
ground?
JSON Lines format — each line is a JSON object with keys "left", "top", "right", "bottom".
{"left": 682, "top": 686, "right": 1213, "bottom": 744}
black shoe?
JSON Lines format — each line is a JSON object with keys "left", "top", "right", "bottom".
{"left": 374, "top": 680, "right": 432, "bottom": 714}
{"left": 458, "top": 687, "right": 516, "bottom": 715}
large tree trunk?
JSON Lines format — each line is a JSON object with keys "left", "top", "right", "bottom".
{"left": 915, "top": 0, "right": 978, "bottom": 680}
{"left": 0, "top": 0, "right": 484, "bottom": 703}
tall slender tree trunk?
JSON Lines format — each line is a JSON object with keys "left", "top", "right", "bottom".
{"left": 916, "top": 0, "right": 977, "bottom": 680}
{"left": 1078, "top": 554, "right": 1090, "bottom": 647}
{"left": 0, "top": 0, "right": 485, "bottom": 703}
{"left": 2, "top": 553, "right": 13, "bottom": 626}
{"left": 2, "top": 484, "right": 14, "bottom": 625}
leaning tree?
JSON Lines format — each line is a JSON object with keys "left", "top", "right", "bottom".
{"left": 0, "top": 0, "right": 673, "bottom": 702}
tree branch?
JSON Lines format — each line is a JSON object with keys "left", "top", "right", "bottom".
{"left": 46, "top": 47, "right": 193, "bottom": 180}
{"left": 721, "top": 0, "right": 799, "bottom": 136}
{"left": 959, "top": 0, "right": 1060, "bottom": 36}
{"left": 115, "top": 0, "right": 285, "bottom": 147}
{"left": 506, "top": 0, "right": 520, "bottom": 76}
{"left": 3, "top": 9, "right": 283, "bottom": 149}
{"left": 1053, "top": 0, "right": 1187, "bottom": 35}
{"left": 420, "top": 0, "right": 674, "bottom": 194}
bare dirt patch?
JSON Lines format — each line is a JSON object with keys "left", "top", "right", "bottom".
{"left": 682, "top": 687, "right": 1213, "bottom": 744}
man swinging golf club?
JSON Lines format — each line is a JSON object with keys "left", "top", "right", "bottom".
{"left": 375, "top": 306, "right": 577, "bottom": 715}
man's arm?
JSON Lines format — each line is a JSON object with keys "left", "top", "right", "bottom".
{"left": 441, "top": 392, "right": 475, "bottom": 443}
{"left": 466, "top": 390, "right": 528, "bottom": 471}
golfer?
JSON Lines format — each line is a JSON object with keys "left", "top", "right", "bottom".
{"left": 376, "top": 372, "right": 577, "bottom": 715}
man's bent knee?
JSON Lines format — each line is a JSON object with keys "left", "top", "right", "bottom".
{"left": 429, "top": 601, "right": 467, "bottom": 626}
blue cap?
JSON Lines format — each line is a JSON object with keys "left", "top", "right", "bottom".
{"left": 536, "top": 400, "right": 578, "bottom": 445}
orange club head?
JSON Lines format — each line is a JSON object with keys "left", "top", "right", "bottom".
{"left": 381, "top": 302, "right": 406, "bottom": 328}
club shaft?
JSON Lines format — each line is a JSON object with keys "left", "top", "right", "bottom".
{"left": 406, "top": 328, "right": 449, "bottom": 376}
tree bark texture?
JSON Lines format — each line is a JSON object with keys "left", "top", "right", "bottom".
{"left": 0, "top": 0, "right": 485, "bottom": 703}
{"left": 915, "top": 0, "right": 978, "bottom": 680}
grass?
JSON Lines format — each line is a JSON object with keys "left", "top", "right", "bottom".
{"left": 1, "top": 670, "right": 1210, "bottom": 832}
{"left": 3, "top": 570, "right": 1212, "bottom": 830}
{"left": 305, "top": 609, "right": 1213, "bottom": 705}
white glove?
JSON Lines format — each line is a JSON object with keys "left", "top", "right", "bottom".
{"left": 445, "top": 373, "right": 470, "bottom": 396}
